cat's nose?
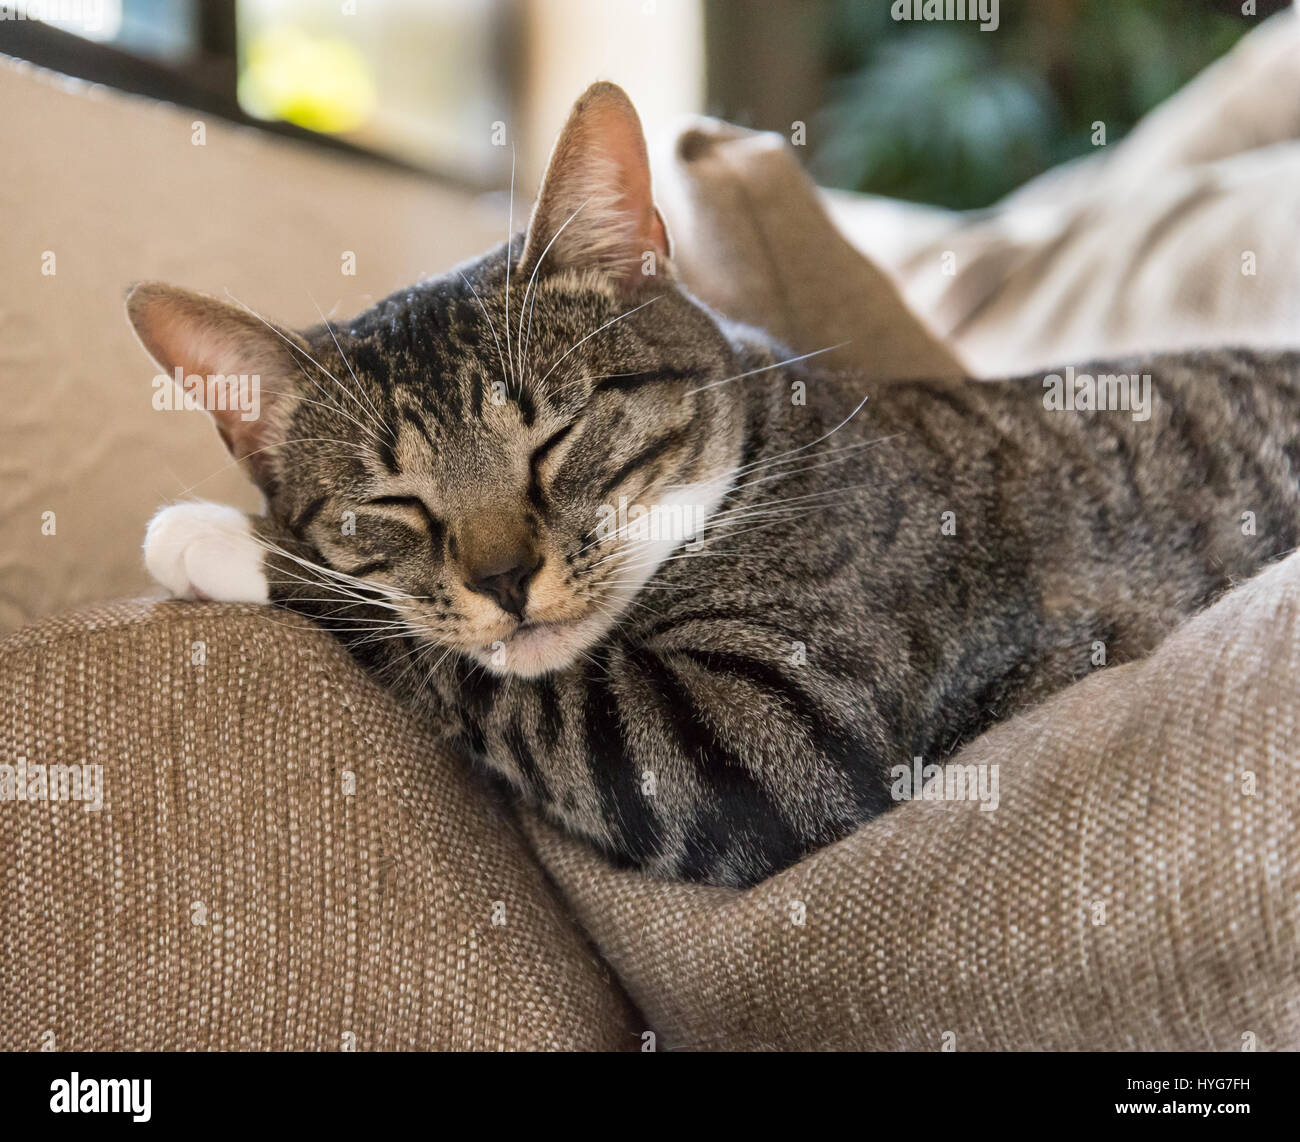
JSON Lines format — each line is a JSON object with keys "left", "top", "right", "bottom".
{"left": 465, "top": 554, "right": 541, "bottom": 619}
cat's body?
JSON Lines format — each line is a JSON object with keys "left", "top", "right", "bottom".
{"left": 276, "top": 310, "right": 1300, "bottom": 887}
{"left": 131, "top": 83, "right": 1300, "bottom": 887}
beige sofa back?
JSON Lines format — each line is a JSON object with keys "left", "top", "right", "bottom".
{"left": 0, "top": 59, "right": 501, "bottom": 633}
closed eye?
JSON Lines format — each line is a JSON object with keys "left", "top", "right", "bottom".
{"left": 530, "top": 422, "right": 575, "bottom": 470}
{"left": 364, "top": 495, "right": 426, "bottom": 510}
{"left": 362, "top": 495, "right": 445, "bottom": 545}
{"left": 527, "top": 423, "right": 576, "bottom": 515}
{"left": 591, "top": 367, "right": 705, "bottom": 395}
{"left": 343, "top": 558, "right": 391, "bottom": 578}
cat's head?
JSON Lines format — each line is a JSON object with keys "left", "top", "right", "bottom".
{"left": 127, "top": 82, "right": 743, "bottom": 677}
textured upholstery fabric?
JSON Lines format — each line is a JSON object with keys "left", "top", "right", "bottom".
{"left": 529, "top": 551, "right": 1300, "bottom": 1051}
{"left": 6, "top": 18, "right": 1300, "bottom": 1053}
{"left": 0, "top": 601, "right": 639, "bottom": 1051}
{"left": 5, "top": 554, "right": 1298, "bottom": 1051}
{"left": 653, "top": 117, "right": 965, "bottom": 381}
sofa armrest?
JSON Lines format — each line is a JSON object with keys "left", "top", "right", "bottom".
{"left": 0, "top": 600, "right": 637, "bottom": 1051}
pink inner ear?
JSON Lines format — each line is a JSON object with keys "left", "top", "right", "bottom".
{"left": 128, "top": 286, "right": 291, "bottom": 466}
{"left": 143, "top": 305, "right": 231, "bottom": 382}
{"left": 589, "top": 102, "right": 669, "bottom": 260}
{"left": 523, "top": 83, "right": 672, "bottom": 287}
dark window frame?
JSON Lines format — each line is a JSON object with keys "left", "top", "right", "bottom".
{"left": 0, "top": 6, "right": 514, "bottom": 191}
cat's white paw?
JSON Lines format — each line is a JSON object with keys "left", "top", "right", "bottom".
{"left": 144, "top": 502, "right": 270, "bottom": 604}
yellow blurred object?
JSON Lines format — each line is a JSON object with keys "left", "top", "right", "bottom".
{"left": 239, "top": 26, "right": 377, "bottom": 135}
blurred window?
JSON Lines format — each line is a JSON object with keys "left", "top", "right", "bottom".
{"left": 1, "top": 0, "right": 514, "bottom": 185}
{"left": 237, "top": 0, "right": 511, "bottom": 183}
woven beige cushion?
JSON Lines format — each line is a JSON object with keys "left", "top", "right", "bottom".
{"left": 0, "top": 600, "right": 637, "bottom": 1051}
{"left": 655, "top": 118, "right": 964, "bottom": 381}
{"left": 822, "top": 8, "right": 1300, "bottom": 377}
{"left": 5, "top": 556, "right": 1297, "bottom": 1051}
{"left": 528, "top": 549, "right": 1300, "bottom": 1051}
{"left": 660, "top": 11, "right": 1300, "bottom": 381}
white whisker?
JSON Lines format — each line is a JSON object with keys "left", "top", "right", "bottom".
{"left": 540, "top": 295, "right": 662, "bottom": 390}
{"left": 684, "top": 342, "right": 849, "bottom": 396}
{"left": 309, "top": 293, "right": 391, "bottom": 435}
{"left": 459, "top": 269, "right": 511, "bottom": 408}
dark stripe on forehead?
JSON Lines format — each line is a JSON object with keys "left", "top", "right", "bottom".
{"left": 452, "top": 297, "right": 487, "bottom": 352}
{"left": 376, "top": 431, "right": 401, "bottom": 473}
{"left": 516, "top": 384, "right": 536, "bottom": 427}
{"left": 400, "top": 405, "right": 435, "bottom": 449}
{"left": 471, "top": 370, "right": 484, "bottom": 419}
{"left": 429, "top": 367, "right": 463, "bottom": 422}
{"left": 344, "top": 338, "right": 395, "bottom": 401}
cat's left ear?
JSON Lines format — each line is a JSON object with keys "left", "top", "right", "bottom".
{"left": 125, "top": 283, "right": 307, "bottom": 481}
{"left": 518, "top": 81, "right": 672, "bottom": 295}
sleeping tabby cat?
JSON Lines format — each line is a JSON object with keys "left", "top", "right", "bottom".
{"left": 130, "top": 83, "right": 1300, "bottom": 887}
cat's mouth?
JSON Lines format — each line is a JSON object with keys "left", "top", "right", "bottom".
{"left": 510, "top": 617, "right": 573, "bottom": 636}
{"left": 469, "top": 613, "right": 597, "bottom": 678}
{"left": 473, "top": 616, "right": 613, "bottom": 681}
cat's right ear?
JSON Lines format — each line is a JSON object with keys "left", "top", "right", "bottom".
{"left": 518, "top": 81, "right": 672, "bottom": 295}
{"left": 125, "top": 283, "right": 307, "bottom": 479}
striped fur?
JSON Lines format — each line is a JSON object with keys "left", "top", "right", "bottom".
{"left": 132, "top": 84, "right": 1300, "bottom": 886}
{"left": 234, "top": 243, "right": 1300, "bottom": 885}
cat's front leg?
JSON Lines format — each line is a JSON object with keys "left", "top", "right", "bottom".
{"left": 143, "top": 501, "right": 270, "bottom": 604}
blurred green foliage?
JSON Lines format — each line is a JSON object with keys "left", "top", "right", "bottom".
{"left": 811, "top": 0, "right": 1270, "bottom": 209}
